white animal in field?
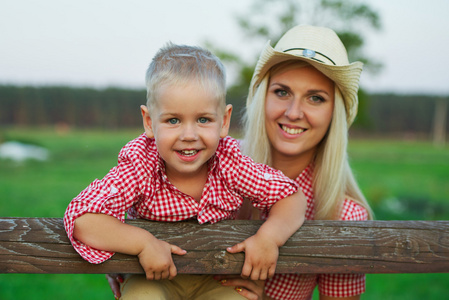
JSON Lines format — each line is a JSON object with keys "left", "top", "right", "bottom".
{"left": 0, "top": 141, "right": 49, "bottom": 162}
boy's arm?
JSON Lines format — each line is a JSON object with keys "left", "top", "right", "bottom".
{"left": 227, "top": 191, "right": 306, "bottom": 280}
{"left": 74, "top": 213, "right": 186, "bottom": 280}
{"left": 256, "top": 190, "right": 306, "bottom": 247}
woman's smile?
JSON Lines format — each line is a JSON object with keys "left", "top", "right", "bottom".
{"left": 280, "top": 124, "right": 306, "bottom": 136}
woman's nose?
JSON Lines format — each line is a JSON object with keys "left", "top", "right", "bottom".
{"left": 284, "top": 99, "right": 305, "bottom": 120}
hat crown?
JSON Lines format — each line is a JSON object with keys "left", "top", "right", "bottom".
{"left": 249, "top": 25, "right": 363, "bottom": 126}
{"left": 274, "top": 25, "right": 350, "bottom": 66}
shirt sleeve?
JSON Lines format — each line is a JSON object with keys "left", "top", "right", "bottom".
{"left": 63, "top": 144, "right": 144, "bottom": 264}
{"left": 218, "top": 137, "right": 299, "bottom": 212}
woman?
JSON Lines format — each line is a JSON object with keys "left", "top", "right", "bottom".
{"left": 216, "top": 25, "right": 373, "bottom": 300}
{"left": 108, "top": 25, "right": 373, "bottom": 300}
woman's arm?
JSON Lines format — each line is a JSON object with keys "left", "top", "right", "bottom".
{"left": 215, "top": 275, "right": 268, "bottom": 300}
{"left": 215, "top": 276, "right": 362, "bottom": 300}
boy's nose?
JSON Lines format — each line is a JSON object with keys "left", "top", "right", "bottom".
{"left": 180, "top": 124, "right": 198, "bottom": 141}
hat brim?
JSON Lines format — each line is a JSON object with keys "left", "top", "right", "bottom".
{"left": 251, "top": 42, "right": 363, "bottom": 125}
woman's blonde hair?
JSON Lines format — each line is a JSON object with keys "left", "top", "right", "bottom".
{"left": 242, "top": 63, "right": 373, "bottom": 220}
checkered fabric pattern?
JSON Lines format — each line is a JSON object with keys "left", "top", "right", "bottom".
{"left": 264, "top": 165, "right": 368, "bottom": 299}
{"left": 64, "top": 134, "right": 298, "bottom": 264}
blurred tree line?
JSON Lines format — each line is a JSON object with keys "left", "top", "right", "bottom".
{"left": 1, "top": 1, "right": 447, "bottom": 140}
{"left": 0, "top": 84, "right": 447, "bottom": 139}
{"left": 0, "top": 85, "right": 145, "bottom": 129}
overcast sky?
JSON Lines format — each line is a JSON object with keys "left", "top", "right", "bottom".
{"left": 1, "top": 0, "right": 448, "bottom": 95}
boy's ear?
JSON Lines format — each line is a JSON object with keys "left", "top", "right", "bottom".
{"left": 220, "top": 104, "right": 233, "bottom": 138}
{"left": 141, "top": 105, "right": 154, "bottom": 138}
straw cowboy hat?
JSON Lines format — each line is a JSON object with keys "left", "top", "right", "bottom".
{"left": 249, "top": 25, "right": 363, "bottom": 126}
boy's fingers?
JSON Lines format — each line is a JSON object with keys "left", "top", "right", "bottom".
{"left": 240, "top": 262, "right": 253, "bottom": 279}
{"left": 268, "top": 265, "right": 276, "bottom": 279}
{"left": 160, "top": 269, "right": 171, "bottom": 280}
{"left": 257, "top": 269, "right": 268, "bottom": 281}
{"left": 145, "top": 271, "right": 154, "bottom": 281}
{"left": 249, "top": 267, "right": 263, "bottom": 281}
{"left": 153, "top": 271, "right": 162, "bottom": 280}
{"left": 170, "top": 245, "right": 187, "bottom": 256}
{"left": 227, "top": 243, "right": 245, "bottom": 254}
{"left": 168, "top": 263, "right": 177, "bottom": 280}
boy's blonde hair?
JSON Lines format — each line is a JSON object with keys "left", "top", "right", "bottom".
{"left": 242, "top": 63, "right": 373, "bottom": 220}
{"left": 145, "top": 42, "right": 226, "bottom": 110}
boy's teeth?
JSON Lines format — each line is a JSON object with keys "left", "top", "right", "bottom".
{"left": 180, "top": 150, "right": 198, "bottom": 156}
{"left": 282, "top": 125, "right": 305, "bottom": 135}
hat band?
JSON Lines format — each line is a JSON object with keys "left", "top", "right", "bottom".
{"left": 283, "top": 48, "right": 336, "bottom": 65}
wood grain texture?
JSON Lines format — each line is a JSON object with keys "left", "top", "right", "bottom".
{"left": 1, "top": 218, "right": 448, "bottom": 274}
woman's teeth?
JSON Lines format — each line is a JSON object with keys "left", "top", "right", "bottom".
{"left": 281, "top": 125, "right": 305, "bottom": 135}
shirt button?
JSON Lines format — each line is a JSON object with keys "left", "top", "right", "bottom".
{"left": 264, "top": 173, "right": 272, "bottom": 180}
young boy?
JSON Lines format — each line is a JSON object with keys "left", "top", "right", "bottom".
{"left": 64, "top": 43, "right": 306, "bottom": 299}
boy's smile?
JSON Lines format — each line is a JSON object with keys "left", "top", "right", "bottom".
{"left": 141, "top": 80, "right": 232, "bottom": 184}
{"left": 176, "top": 149, "right": 200, "bottom": 161}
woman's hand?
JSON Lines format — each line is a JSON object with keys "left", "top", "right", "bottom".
{"left": 106, "top": 273, "right": 123, "bottom": 299}
{"left": 215, "top": 275, "right": 268, "bottom": 300}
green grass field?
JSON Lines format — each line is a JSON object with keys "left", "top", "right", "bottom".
{"left": 1, "top": 128, "right": 448, "bottom": 299}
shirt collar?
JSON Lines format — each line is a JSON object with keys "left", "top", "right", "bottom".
{"left": 296, "top": 163, "right": 314, "bottom": 184}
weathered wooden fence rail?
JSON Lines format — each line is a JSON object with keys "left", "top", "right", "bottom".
{"left": 1, "top": 218, "right": 448, "bottom": 274}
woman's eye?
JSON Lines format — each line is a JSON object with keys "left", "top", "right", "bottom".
{"left": 168, "top": 118, "right": 179, "bottom": 124}
{"left": 275, "top": 89, "right": 289, "bottom": 97}
{"left": 310, "top": 95, "right": 325, "bottom": 103}
{"left": 198, "top": 117, "right": 209, "bottom": 124}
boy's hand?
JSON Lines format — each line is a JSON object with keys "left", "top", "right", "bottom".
{"left": 226, "top": 190, "right": 306, "bottom": 280}
{"left": 138, "top": 238, "right": 186, "bottom": 280}
{"left": 227, "top": 233, "right": 278, "bottom": 280}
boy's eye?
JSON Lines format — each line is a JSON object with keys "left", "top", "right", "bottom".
{"left": 168, "top": 118, "right": 179, "bottom": 124}
{"left": 198, "top": 117, "right": 209, "bottom": 124}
